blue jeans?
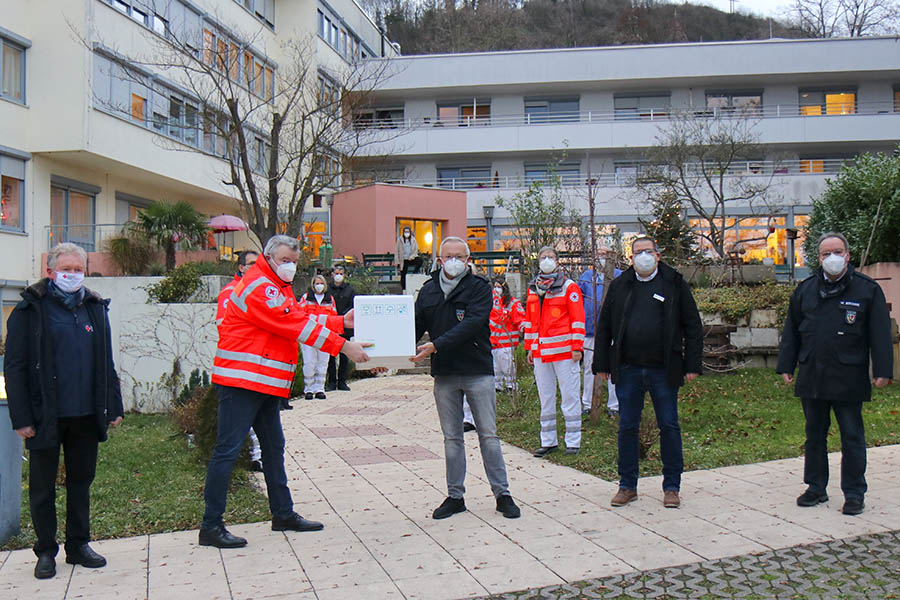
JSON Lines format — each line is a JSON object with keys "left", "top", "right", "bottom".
{"left": 616, "top": 365, "right": 683, "bottom": 491}
{"left": 801, "top": 398, "right": 867, "bottom": 501}
{"left": 202, "top": 385, "right": 293, "bottom": 528}
{"left": 433, "top": 375, "right": 510, "bottom": 499}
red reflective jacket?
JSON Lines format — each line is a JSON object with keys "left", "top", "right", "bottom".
{"left": 215, "top": 274, "right": 241, "bottom": 328}
{"left": 523, "top": 278, "right": 585, "bottom": 362}
{"left": 212, "top": 260, "right": 345, "bottom": 397}
{"left": 489, "top": 297, "right": 525, "bottom": 349}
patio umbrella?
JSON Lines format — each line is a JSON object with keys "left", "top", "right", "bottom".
{"left": 208, "top": 214, "right": 249, "bottom": 232}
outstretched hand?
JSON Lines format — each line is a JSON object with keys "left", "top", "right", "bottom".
{"left": 341, "top": 340, "right": 372, "bottom": 363}
{"left": 343, "top": 309, "right": 354, "bottom": 329}
{"left": 411, "top": 342, "right": 436, "bottom": 363}
{"left": 781, "top": 373, "right": 794, "bottom": 384}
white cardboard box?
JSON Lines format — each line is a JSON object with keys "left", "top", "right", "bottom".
{"left": 352, "top": 295, "right": 417, "bottom": 369}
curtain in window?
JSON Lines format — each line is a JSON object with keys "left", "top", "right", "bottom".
{"left": 2, "top": 44, "right": 23, "bottom": 100}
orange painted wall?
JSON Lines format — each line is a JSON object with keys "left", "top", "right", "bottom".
{"left": 331, "top": 184, "right": 468, "bottom": 261}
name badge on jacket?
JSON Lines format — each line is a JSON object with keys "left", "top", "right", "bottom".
{"left": 653, "top": 294, "right": 665, "bottom": 302}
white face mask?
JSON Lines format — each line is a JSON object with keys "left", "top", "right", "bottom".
{"left": 404, "top": 230, "right": 411, "bottom": 239}
{"left": 539, "top": 257, "right": 557, "bottom": 274}
{"left": 55, "top": 271, "right": 85, "bottom": 293}
{"left": 822, "top": 252, "right": 847, "bottom": 277}
{"left": 333, "top": 273, "right": 344, "bottom": 284}
{"left": 272, "top": 260, "right": 296, "bottom": 283}
{"left": 442, "top": 257, "right": 466, "bottom": 278}
{"left": 633, "top": 250, "right": 657, "bottom": 274}
{"left": 597, "top": 257, "right": 607, "bottom": 268}
{"left": 314, "top": 283, "right": 325, "bottom": 293}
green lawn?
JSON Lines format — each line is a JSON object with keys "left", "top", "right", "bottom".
{"left": 1, "top": 414, "right": 269, "bottom": 551}
{"left": 497, "top": 367, "right": 900, "bottom": 481}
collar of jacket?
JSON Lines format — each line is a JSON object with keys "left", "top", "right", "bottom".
{"left": 254, "top": 257, "right": 293, "bottom": 290}
{"left": 528, "top": 271, "right": 566, "bottom": 292}
{"left": 22, "top": 278, "right": 105, "bottom": 305}
{"left": 620, "top": 261, "right": 680, "bottom": 286}
{"left": 305, "top": 289, "right": 333, "bottom": 304}
{"left": 430, "top": 267, "right": 473, "bottom": 300}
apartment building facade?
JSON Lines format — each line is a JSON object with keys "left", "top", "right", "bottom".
{"left": 0, "top": 0, "right": 392, "bottom": 347}
{"left": 354, "top": 37, "right": 900, "bottom": 264}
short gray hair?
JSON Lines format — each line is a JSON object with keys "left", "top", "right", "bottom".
{"left": 537, "top": 246, "right": 558, "bottom": 259}
{"left": 439, "top": 236, "right": 470, "bottom": 256}
{"left": 263, "top": 235, "right": 300, "bottom": 258}
{"left": 816, "top": 231, "right": 850, "bottom": 254}
{"left": 48, "top": 243, "right": 87, "bottom": 270}
{"left": 631, "top": 236, "right": 659, "bottom": 253}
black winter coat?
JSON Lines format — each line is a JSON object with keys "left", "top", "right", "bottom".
{"left": 592, "top": 262, "right": 704, "bottom": 387}
{"left": 776, "top": 266, "right": 893, "bottom": 402}
{"left": 328, "top": 281, "right": 356, "bottom": 337}
{"left": 415, "top": 268, "right": 494, "bottom": 377}
{"left": 4, "top": 280, "right": 124, "bottom": 450}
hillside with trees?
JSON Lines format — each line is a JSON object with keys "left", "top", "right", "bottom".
{"left": 371, "top": 0, "right": 798, "bottom": 55}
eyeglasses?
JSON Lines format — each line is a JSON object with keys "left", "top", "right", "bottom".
{"left": 440, "top": 254, "right": 468, "bottom": 261}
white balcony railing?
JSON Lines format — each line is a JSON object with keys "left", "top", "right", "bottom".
{"left": 374, "top": 158, "right": 851, "bottom": 191}
{"left": 46, "top": 224, "right": 126, "bottom": 253}
{"left": 352, "top": 102, "right": 898, "bottom": 131}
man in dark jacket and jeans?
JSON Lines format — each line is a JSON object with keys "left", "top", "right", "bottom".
{"left": 4, "top": 243, "right": 124, "bottom": 579}
{"left": 326, "top": 264, "right": 356, "bottom": 391}
{"left": 777, "top": 232, "right": 893, "bottom": 516}
{"left": 593, "top": 236, "right": 703, "bottom": 509}
{"left": 412, "top": 236, "right": 520, "bottom": 520}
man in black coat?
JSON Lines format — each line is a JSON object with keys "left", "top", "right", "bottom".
{"left": 326, "top": 264, "right": 355, "bottom": 391}
{"left": 777, "top": 232, "right": 893, "bottom": 516}
{"left": 412, "top": 236, "right": 520, "bottom": 520}
{"left": 4, "top": 243, "right": 124, "bottom": 579}
{"left": 593, "top": 236, "right": 703, "bottom": 510}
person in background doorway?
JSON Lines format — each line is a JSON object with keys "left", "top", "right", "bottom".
{"left": 777, "top": 232, "right": 893, "bottom": 516}
{"left": 326, "top": 264, "right": 356, "bottom": 392}
{"left": 489, "top": 277, "right": 525, "bottom": 392}
{"left": 524, "top": 246, "right": 586, "bottom": 457}
{"left": 4, "top": 243, "right": 124, "bottom": 579}
{"left": 216, "top": 250, "right": 263, "bottom": 470}
{"left": 298, "top": 274, "right": 338, "bottom": 400}
{"left": 395, "top": 225, "right": 422, "bottom": 291}
{"left": 579, "top": 246, "right": 622, "bottom": 417}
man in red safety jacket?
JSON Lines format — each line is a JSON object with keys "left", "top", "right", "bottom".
{"left": 200, "top": 235, "right": 369, "bottom": 549}
{"left": 524, "top": 246, "right": 585, "bottom": 458}
{"left": 215, "top": 250, "right": 258, "bottom": 327}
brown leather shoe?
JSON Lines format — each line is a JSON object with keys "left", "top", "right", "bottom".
{"left": 663, "top": 490, "right": 681, "bottom": 508}
{"left": 610, "top": 488, "right": 638, "bottom": 507}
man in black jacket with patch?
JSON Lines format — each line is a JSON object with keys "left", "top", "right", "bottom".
{"left": 412, "top": 236, "right": 520, "bottom": 520}
{"left": 4, "top": 243, "right": 124, "bottom": 579}
{"left": 593, "top": 236, "right": 703, "bottom": 510}
{"left": 777, "top": 232, "right": 893, "bottom": 516}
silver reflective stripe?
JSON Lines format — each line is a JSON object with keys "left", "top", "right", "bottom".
{"left": 215, "top": 318, "right": 223, "bottom": 326}
{"left": 541, "top": 346, "right": 571, "bottom": 356}
{"left": 571, "top": 321, "right": 585, "bottom": 329}
{"left": 215, "top": 349, "right": 295, "bottom": 373}
{"left": 524, "top": 332, "right": 538, "bottom": 339}
{"left": 297, "top": 317, "right": 317, "bottom": 342}
{"left": 317, "top": 314, "right": 329, "bottom": 325}
{"left": 212, "top": 366, "right": 291, "bottom": 390}
{"left": 489, "top": 320, "right": 502, "bottom": 329}
{"left": 522, "top": 321, "right": 531, "bottom": 328}
{"left": 572, "top": 333, "right": 585, "bottom": 342}
{"left": 540, "top": 334, "right": 572, "bottom": 344}
{"left": 540, "top": 424, "right": 557, "bottom": 432}
{"left": 540, "top": 412, "right": 556, "bottom": 420}
{"left": 266, "top": 294, "right": 287, "bottom": 309}
{"left": 565, "top": 423, "right": 581, "bottom": 432}
{"left": 311, "top": 324, "right": 330, "bottom": 349}
{"left": 231, "top": 277, "right": 269, "bottom": 312}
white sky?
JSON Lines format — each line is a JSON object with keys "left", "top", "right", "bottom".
{"left": 687, "top": 0, "right": 790, "bottom": 19}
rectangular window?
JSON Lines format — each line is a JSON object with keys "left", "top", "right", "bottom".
{"left": 1, "top": 38, "right": 26, "bottom": 102}
{"left": 524, "top": 98, "right": 580, "bottom": 123}
{"left": 203, "top": 29, "right": 215, "bottom": 65}
{"left": 265, "top": 67, "right": 274, "bottom": 101}
{"left": 254, "top": 62, "right": 264, "bottom": 96}
{"left": 705, "top": 91, "right": 762, "bottom": 115}
{"left": 229, "top": 42, "right": 239, "bottom": 80}
{"left": 800, "top": 89, "right": 856, "bottom": 116}
{"left": 184, "top": 103, "right": 198, "bottom": 146}
{"left": 524, "top": 162, "right": 580, "bottom": 185}
{"left": 1, "top": 174, "right": 23, "bottom": 230}
{"left": 152, "top": 14, "right": 167, "bottom": 36}
{"left": 895, "top": 88, "right": 900, "bottom": 112}
{"left": 217, "top": 38, "right": 228, "bottom": 72}
{"left": 614, "top": 94, "right": 670, "bottom": 120}
{"left": 437, "top": 166, "right": 491, "bottom": 189}
{"left": 131, "top": 6, "right": 148, "bottom": 25}
{"left": 50, "top": 184, "right": 97, "bottom": 251}
{"left": 437, "top": 101, "right": 490, "bottom": 127}
{"left": 354, "top": 107, "right": 404, "bottom": 129}
{"left": 800, "top": 159, "right": 825, "bottom": 174}
{"left": 244, "top": 52, "right": 254, "bottom": 88}
{"left": 131, "top": 92, "right": 146, "bottom": 122}
{"left": 318, "top": 11, "right": 328, "bottom": 38}
{"left": 169, "top": 97, "right": 183, "bottom": 139}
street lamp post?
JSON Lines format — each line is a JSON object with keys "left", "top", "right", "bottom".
{"left": 483, "top": 204, "right": 495, "bottom": 251}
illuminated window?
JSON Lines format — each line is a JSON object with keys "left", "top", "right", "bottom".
{"left": 229, "top": 43, "right": 239, "bottom": 80}
{"left": 800, "top": 89, "right": 856, "bottom": 116}
{"left": 800, "top": 159, "right": 824, "bottom": 173}
{"left": 1, "top": 152, "right": 25, "bottom": 231}
{"left": 131, "top": 93, "right": 146, "bottom": 122}
{"left": 437, "top": 101, "right": 490, "bottom": 127}
{"left": 894, "top": 88, "right": 900, "bottom": 112}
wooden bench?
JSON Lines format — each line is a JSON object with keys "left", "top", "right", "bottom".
{"left": 470, "top": 251, "right": 524, "bottom": 275}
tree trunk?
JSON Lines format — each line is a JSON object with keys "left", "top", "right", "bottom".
{"left": 166, "top": 242, "right": 177, "bottom": 272}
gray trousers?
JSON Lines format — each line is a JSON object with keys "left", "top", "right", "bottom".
{"left": 433, "top": 375, "right": 511, "bottom": 499}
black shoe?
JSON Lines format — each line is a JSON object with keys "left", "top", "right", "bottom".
{"left": 842, "top": 498, "right": 865, "bottom": 515}
{"left": 304, "top": 392, "right": 314, "bottom": 400}
{"left": 324, "top": 382, "right": 337, "bottom": 392}
{"left": 496, "top": 495, "right": 521, "bottom": 519}
{"left": 432, "top": 497, "right": 466, "bottom": 520}
{"left": 198, "top": 525, "right": 248, "bottom": 548}
{"left": 34, "top": 554, "right": 56, "bottom": 579}
{"left": 272, "top": 512, "right": 324, "bottom": 532}
{"left": 281, "top": 398, "right": 294, "bottom": 410}
{"left": 463, "top": 422, "right": 476, "bottom": 432}
{"left": 337, "top": 381, "right": 351, "bottom": 391}
{"left": 532, "top": 445, "right": 558, "bottom": 458}
{"left": 315, "top": 391, "right": 327, "bottom": 400}
{"left": 796, "top": 489, "right": 828, "bottom": 507}
{"left": 250, "top": 459, "right": 264, "bottom": 472}
{"left": 582, "top": 408, "right": 591, "bottom": 416}
{"left": 65, "top": 544, "right": 107, "bottom": 568}
{"left": 565, "top": 447, "right": 579, "bottom": 455}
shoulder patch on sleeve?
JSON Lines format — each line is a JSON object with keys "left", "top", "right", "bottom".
{"left": 264, "top": 285, "right": 279, "bottom": 299}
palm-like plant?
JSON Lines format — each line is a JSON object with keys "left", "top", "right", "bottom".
{"left": 132, "top": 201, "right": 209, "bottom": 271}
